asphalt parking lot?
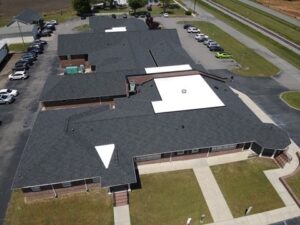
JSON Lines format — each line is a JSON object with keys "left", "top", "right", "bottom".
{"left": 156, "top": 17, "right": 238, "bottom": 71}
{"left": 0, "top": 35, "right": 58, "bottom": 224}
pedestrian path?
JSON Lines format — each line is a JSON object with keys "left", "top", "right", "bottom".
{"left": 193, "top": 167, "right": 233, "bottom": 221}
{"left": 113, "top": 205, "right": 131, "bottom": 225}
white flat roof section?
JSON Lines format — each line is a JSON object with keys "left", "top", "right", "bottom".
{"left": 95, "top": 144, "right": 115, "bottom": 169}
{"left": 105, "top": 27, "right": 127, "bottom": 32}
{"left": 152, "top": 75, "right": 225, "bottom": 113}
{"left": 145, "top": 64, "right": 192, "bottom": 74}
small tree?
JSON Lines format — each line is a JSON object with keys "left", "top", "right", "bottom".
{"left": 161, "top": 0, "right": 171, "bottom": 13}
{"left": 128, "top": 0, "right": 147, "bottom": 13}
{"left": 72, "top": 0, "right": 91, "bottom": 15}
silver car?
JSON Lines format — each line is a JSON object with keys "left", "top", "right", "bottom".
{"left": 0, "top": 94, "right": 15, "bottom": 104}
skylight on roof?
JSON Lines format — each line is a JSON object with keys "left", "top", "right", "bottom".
{"left": 95, "top": 144, "right": 115, "bottom": 169}
{"left": 105, "top": 27, "right": 127, "bottom": 32}
{"left": 152, "top": 75, "right": 225, "bottom": 113}
{"left": 145, "top": 64, "right": 192, "bottom": 74}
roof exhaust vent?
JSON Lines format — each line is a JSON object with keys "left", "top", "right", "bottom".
{"left": 129, "top": 80, "right": 136, "bottom": 94}
{"left": 181, "top": 89, "right": 187, "bottom": 94}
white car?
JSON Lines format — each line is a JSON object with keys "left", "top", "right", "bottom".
{"left": 163, "top": 13, "right": 169, "bottom": 17}
{"left": 45, "top": 20, "right": 57, "bottom": 25}
{"left": 187, "top": 27, "right": 200, "bottom": 33}
{"left": 0, "top": 89, "right": 19, "bottom": 96}
{"left": 8, "top": 70, "right": 29, "bottom": 80}
{"left": 0, "top": 94, "right": 15, "bottom": 104}
{"left": 194, "top": 33, "right": 208, "bottom": 40}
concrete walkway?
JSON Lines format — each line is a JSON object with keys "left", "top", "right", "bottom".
{"left": 182, "top": 0, "right": 300, "bottom": 91}
{"left": 238, "top": 0, "right": 300, "bottom": 27}
{"left": 113, "top": 205, "right": 131, "bottom": 225}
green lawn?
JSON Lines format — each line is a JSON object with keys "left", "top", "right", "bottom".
{"left": 286, "top": 170, "right": 300, "bottom": 200}
{"left": 73, "top": 24, "right": 91, "bottom": 32}
{"left": 211, "top": 158, "right": 284, "bottom": 218}
{"left": 183, "top": 21, "right": 279, "bottom": 76}
{"left": 43, "top": 8, "right": 77, "bottom": 23}
{"left": 130, "top": 170, "right": 213, "bottom": 225}
{"left": 138, "top": 4, "right": 187, "bottom": 16}
{"left": 195, "top": 0, "right": 300, "bottom": 70}
{"left": 213, "top": 0, "right": 300, "bottom": 45}
{"left": 5, "top": 189, "right": 113, "bottom": 225}
{"left": 281, "top": 91, "right": 300, "bottom": 109}
{"left": 8, "top": 43, "right": 31, "bottom": 52}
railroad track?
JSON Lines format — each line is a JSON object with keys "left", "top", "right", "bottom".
{"left": 205, "top": 0, "right": 300, "bottom": 53}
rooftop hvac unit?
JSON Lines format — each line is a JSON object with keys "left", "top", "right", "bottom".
{"left": 129, "top": 81, "right": 136, "bottom": 93}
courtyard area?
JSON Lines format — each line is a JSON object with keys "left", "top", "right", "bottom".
{"left": 4, "top": 189, "right": 113, "bottom": 225}
{"left": 211, "top": 158, "right": 285, "bottom": 217}
{"left": 130, "top": 170, "right": 213, "bottom": 225}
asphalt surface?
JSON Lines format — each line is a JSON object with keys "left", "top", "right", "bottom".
{"left": 209, "top": 69, "right": 300, "bottom": 147}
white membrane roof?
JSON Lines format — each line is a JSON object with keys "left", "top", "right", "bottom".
{"left": 95, "top": 144, "right": 115, "bottom": 169}
{"left": 152, "top": 75, "right": 225, "bottom": 113}
{"left": 145, "top": 64, "right": 192, "bottom": 74}
{"left": 105, "top": 27, "right": 127, "bottom": 32}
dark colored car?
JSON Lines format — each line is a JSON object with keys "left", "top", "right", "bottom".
{"left": 15, "top": 60, "right": 30, "bottom": 68}
{"left": 17, "top": 58, "right": 33, "bottom": 65}
{"left": 209, "top": 46, "right": 224, "bottom": 52}
{"left": 183, "top": 24, "right": 191, "bottom": 29}
{"left": 38, "top": 30, "right": 51, "bottom": 37}
{"left": 28, "top": 47, "right": 43, "bottom": 54}
{"left": 33, "top": 40, "right": 47, "bottom": 45}
{"left": 44, "top": 24, "right": 56, "bottom": 30}
{"left": 13, "top": 64, "right": 29, "bottom": 71}
{"left": 23, "top": 52, "right": 37, "bottom": 59}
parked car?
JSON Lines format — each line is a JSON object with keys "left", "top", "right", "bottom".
{"left": 215, "top": 52, "right": 232, "bottom": 59}
{"left": 13, "top": 63, "right": 29, "bottom": 71}
{"left": 45, "top": 20, "right": 58, "bottom": 25}
{"left": 0, "top": 89, "right": 18, "bottom": 96}
{"left": 28, "top": 47, "right": 43, "bottom": 54}
{"left": 0, "top": 94, "right": 14, "bottom": 104}
{"left": 187, "top": 26, "right": 200, "bottom": 33}
{"left": 207, "top": 42, "right": 219, "bottom": 48}
{"left": 209, "top": 46, "right": 224, "bottom": 52}
{"left": 122, "top": 13, "right": 128, "bottom": 18}
{"left": 44, "top": 24, "right": 56, "bottom": 31}
{"left": 203, "top": 39, "right": 214, "bottom": 45}
{"left": 163, "top": 13, "right": 169, "bottom": 17}
{"left": 197, "top": 36, "right": 208, "bottom": 42}
{"left": 33, "top": 39, "right": 47, "bottom": 45}
{"left": 15, "top": 61, "right": 30, "bottom": 68}
{"left": 183, "top": 24, "right": 192, "bottom": 29}
{"left": 8, "top": 70, "right": 29, "bottom": 80}
{"left": 194, "top": 33, "right": 208, "bottom": 41}
{"left": 22, "top": 53, "right": 37, "bottom": 60}
{"left": 16, "top": 58, "right": 33, "bottom": 66}
{"left": 38, "top": 29, "right": 51, "bottom": 37}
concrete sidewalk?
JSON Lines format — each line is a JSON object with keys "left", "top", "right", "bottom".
{"left": 114, "top": 205, "right": 131, "bottom": 225}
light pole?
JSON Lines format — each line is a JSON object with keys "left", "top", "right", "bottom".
{"left": 16, "top": 20, "right": 25, "bottom": 47}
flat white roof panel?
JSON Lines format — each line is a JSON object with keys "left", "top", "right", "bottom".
{"left": 145, "top": 64, "right": 192, "bottom": 74}
{"left": 105, "top": 27, "right": 127, "bottom": 32}
{"left": 95, "top": 144, "right": 115, "bottom": 169}
{"left": 152, "top": 75, "right": 224, "bottom": 113}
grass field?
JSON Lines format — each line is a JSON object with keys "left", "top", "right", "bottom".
{"left": 286, "top": 170, "right": 300, "bottom": 200}
{"left": 8, "top": 43, "right": 30, "bottom": 52}
{"left": 211, "top": 158, "right": 284, "bottom": 218}
{"left": 43, "top": 8, "right": 77, "bottom": 23}
{"left": 4, "top": 189, "right": 113, "bottom": 225}
{"left": 73, "top": 24, "right": 91, "bottom": 32}
{"left": 183, "top": 21, "right": 279, "bottom": 76}
{"left": 130, "top": 170, "right": 213, "bottom": 225}
{"left": 196, "top": 0, "right": 300, "bottom": 70}
{"left": 213, "top": 0, "right": 300, "bottom": 45}
{"left": 280, "top": 91, "right": 300, "bottom": 109}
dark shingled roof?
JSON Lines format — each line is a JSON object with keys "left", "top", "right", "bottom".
{"left": 89, "top": 16, "right": 148, "bottom": 32}
{"left": 42, "top": 29, "right": 194, "bottom": 102}
{"left": 14, "top": 9, "right": 42, "bottom": 24}
{"left": 13, "top": 76, "right": 291, "bottom": 188}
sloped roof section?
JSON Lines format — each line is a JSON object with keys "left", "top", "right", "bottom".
{"left": 14, "top": 9, "right": 42, "bottom": 24}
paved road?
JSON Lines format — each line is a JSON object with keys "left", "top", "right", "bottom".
{"left": 182, "top": 0, "right": 300, "bottom": 91}
{"left": 239, "top": 0, "right": 300, "bottom": 27}
{"left": 204, "top": 0, "right": 300, "bottom": 54}
{"left": 0, "top": 18, "right": 87, "bottom": 225}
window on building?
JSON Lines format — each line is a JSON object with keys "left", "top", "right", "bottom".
{"left": 31, "top": 186, "right": 41, "bottom": 192}
{"left": 62, "top": 181, "right": 72, "bottom": 188}
{"left": 211, "top": 144, "right": 237, "bottom": 152}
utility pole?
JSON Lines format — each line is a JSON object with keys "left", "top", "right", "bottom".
{"left": 193, "top": 0, "right": 196, "bottom": 12}
{"left": 16, "top": 20, "right": 25, "bottom": 46}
